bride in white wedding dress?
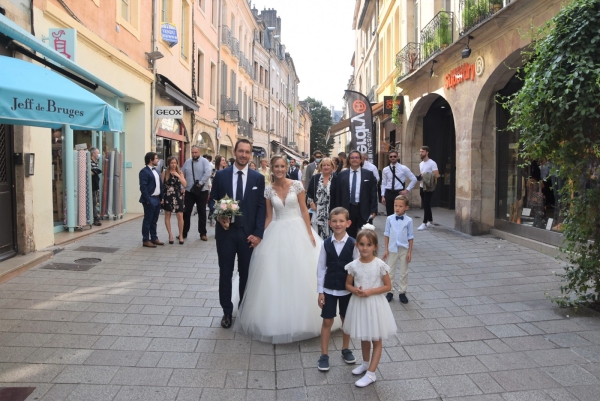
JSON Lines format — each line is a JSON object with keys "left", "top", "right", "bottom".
{"left": 234, "top": 155, "right": 325, "bottom": 343}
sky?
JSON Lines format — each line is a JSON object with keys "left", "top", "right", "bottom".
{"left": 251, "top": 0, "right": 355, "bottom": 111}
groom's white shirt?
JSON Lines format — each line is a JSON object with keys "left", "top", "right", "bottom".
{"left": 232, "top": 164, "right": 249, "bottom": 199}
{"left": 317, "top": 233, "right": 360, "bottom": 296}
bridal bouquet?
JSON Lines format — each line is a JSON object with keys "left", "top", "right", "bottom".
{"left": 212, "top": 196, "right": 242, "bottom": 230}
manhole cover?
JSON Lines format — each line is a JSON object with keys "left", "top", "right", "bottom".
{"left": 74, "top": 258, "right": 102, "bottom": 264}
{"left": 41, "top": 263, "right": 96, "bottom": 271}
{"left": 74, "top": 246, "right": 119, "bottom": 253}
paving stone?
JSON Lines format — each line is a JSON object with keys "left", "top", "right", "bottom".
{"left": 65, "top": 384, "right": 122, "bottom": 401}
{"left": 545, "top": 333, "right": 591, "bottom": 348}
{"left": 469, "top": 372, "right": 504, "bottom": 393}
{"left": 136, "top": 351, "right": 163, "bottom": 367}
{"left": 572, "top": 345, "right": 600, "bottom": 363}
{"left": 451, "top": 341, "right": 496, "bottom": 356}
{"left": 374, "top": 378, "right": 439, "bottom": 401}
{"left": 245, "top": 389, "right": 276, "bottom": 401}
{"left": 275, "top": 387, "right": 307, "bottom": 400}
{"left": 83, "top": 350, "right": 142, "bottom": 366}
{"left": 404, "top": 343, "right": 460, "bottom": 360}
{"left": 248, "top": 370, "right": 276, "bottom": 390}
{"left": 53, "top": 365, "right": 118, "bottom": 384}
{"left": 276, "top": 368, "right": 305, "bottom": 389}
{"left": 477, "top": 353, "right": 538, "bottom": 371}
{"left": 525, "top": 348, "right": 588, "bottom": 366}
{"left": 501, "top": 390, "right": 555, "bottom": 401}
{"left": 566, "top": 385, "right": 600, "bottom": 401}
{"left": 490, "top": 368, "right": 559, "bottom": 391}
{"left": 109, "top": 336, "right": 152, "bottom": 351}
{"left": 147, "top": 338, "right": 197, "bottom": 352}
{"left": 196, "top": 353, "right": 249, "bottom": 370}
{"left": 502, "top": 335, "right": 558, "bottom": 352}
{"left": 157, "top": 352, "right": 200, "bottom": 368}
{"left": 168, "top": 369, "right": 226, "bottom": 388}
{"left": 429, "top": 375, "right": 482, "bottom": 398}
{"left": 428, "top": 356, "right": 488, "bottom": 376}
{"left": 113, "top": 386, "right": 179, "bottom": 401}
{"left": 541, "top": 365, "right": 600, "bottom": 386}
{"left": 486, "top": 324, "right": 528, "bottom": 338}
{"left": 445, "top": 327, "right": 497, "bottom": 342}
{"left": 306, "top": 383, "right": 354, "bottom": 400}
{"left": 110, "top": 367, "right": 173, "bottom": 386}
{"left": 378, "top": 360, "right": 436, "bottom": 380}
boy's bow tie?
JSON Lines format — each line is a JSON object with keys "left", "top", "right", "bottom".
{"left": 396, "top": 215, "right": 404, "bottom": 221}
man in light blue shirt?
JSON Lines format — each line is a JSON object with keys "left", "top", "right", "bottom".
{"left": 181, "top": 146, "right": 212, "bottom": 241}
{"left": 382, "top": 195, "right": 414, "bottom": 304}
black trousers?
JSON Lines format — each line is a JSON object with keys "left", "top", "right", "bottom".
{"left": 420, "top": 187, "right": 433, "bottom": 223}
{"left": 384, "top": 189, "right": 401, "bottom": 216}
{"left": 141, "top": 196, "right": 161, "bottom": 242}
{"left": 216, "top": 225, "right": 254, "bottom": 315}
{"left": 348, "top": 203, "right": 367, "bottom": 239}
{"left": 183, "top": 190, "right": 209, "bottom": 237}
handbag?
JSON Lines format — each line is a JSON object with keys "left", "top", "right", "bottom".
{"left": 190, "top": 161, "right": 204, "bottom": 197}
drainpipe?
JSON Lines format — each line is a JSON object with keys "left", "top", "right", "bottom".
{"left": 64, "top": 124, "right": 75, "bottom": 232}
{"left": 216, "top": 0, "right": 222, "bottom": 155}
{"left": 150, "top": 0, "right": 158, "bottom": 152}
{"left": 190, "top": 1, "right": 196, "bottom": 159}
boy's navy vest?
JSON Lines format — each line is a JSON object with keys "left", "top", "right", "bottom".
{"left": 324, "top": 236, "right": 356, "bottom": 291}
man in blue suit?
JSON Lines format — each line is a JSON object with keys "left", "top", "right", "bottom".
{"left": 210, "top": 139, "right": 266, "bottom": 328}
{"left": 139, "top": 152, "right": 164, "bottom": 248}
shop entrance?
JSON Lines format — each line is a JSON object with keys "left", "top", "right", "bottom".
{"left": 0, "top": 124, "right": 16, "bottom": 260}
{"left": 423, "top": 97, "right": 456, "bottom": 209}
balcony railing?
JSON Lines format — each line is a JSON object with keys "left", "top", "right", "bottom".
{"left": 395, "top": 42, "right": 421, "bottom": 80}
{"left": 459, "top": 0, "right": 506, "bottom": 36}
{"left": 367, "top": 86, "right": 376, "bottom": 102}
{"left": 231, "top": 37, "right": 240, "bottom": 59}
{"left": 220, "top": 94, "right": 238, "bottom": 115}
{"left": 221, "top": 25, "right": 231, "bottom": 49}
{"left": 238, "top": 119, "right": 253, "bottom": 139}
{"left": 420, "top": 11, "right": 454, "bottom": 62}
{"left": 239, "top": 53, "right": 255, "bottom": 80}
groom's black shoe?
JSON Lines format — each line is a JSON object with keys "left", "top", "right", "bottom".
{"left": 221, "top": 314, "right": 232, "bottom": 328}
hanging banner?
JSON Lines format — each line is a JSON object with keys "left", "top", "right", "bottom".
{"left": 383, "top": 96, "right": 403, "bottom": 115}
{"left": 161, "top": 23, "right": 178, "bottom": 48}
{"left": 345, "top": 90, "right": 377, "bottom": 167}
{"left": 49, "top": 28, "right": 77, "bottom": 62}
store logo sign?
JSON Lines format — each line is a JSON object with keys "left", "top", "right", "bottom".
{"left": 49, "top": 28, "right": 77, "bottom": 62}
{"left": 155, "top": 106, "right": 183, "bottom": 118}
{"left": 445, "top": 62, "right": 476, "bottom": 90}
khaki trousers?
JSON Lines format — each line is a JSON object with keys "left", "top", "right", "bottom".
{"left": 387, "top": 247, "right": 409, "bottom": 294}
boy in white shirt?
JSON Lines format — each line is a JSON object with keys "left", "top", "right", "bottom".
{"left": 383, "top": 195, "right": 414, "bottom": 304}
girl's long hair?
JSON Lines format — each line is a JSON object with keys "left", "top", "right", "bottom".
{"left": 164, "top": 156, "right": 182, "bottom": 182}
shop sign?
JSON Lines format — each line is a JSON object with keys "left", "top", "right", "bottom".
{"left": 49, "top": 29, "right": 77, "bottom": 62}
{"left": 161, "top": 23, "right": 178, "bottom": 47}
{"left": 383, "top": 96, "right": 403, "bottom": 115}
{"left": 160, "top": 118, "right": 175, "bottom": 131}
{"left": 155, "top": 106, "right": 183, "bottom": 118}
{"left": 345, "top": 90, "right": 377, "bottom": 167}
{"left": 445, "top": 62, "right": 476, "bottom": 90}
{"left": 10, "top": 97, "right": 85, "bottom": 118}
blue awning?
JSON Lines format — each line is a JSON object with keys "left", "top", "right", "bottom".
{"left": 0, "top": 56, "right": 123, "bottom": 132}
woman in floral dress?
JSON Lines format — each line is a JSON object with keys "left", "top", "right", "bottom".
{"left": 161, "top": 156, "right": 187, "bottom": 244}
{"left": 307, "top": 158, "right": 338, "bottom": 239}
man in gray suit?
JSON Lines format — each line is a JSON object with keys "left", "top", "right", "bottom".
{"left": 304, "top": 149, "right": 323, "bottom": 189}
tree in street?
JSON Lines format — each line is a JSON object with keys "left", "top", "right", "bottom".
{"left": 303, "top": 97, "right": 334, "bottom": 156}
{"left": 505, "top": 0, "right": 600, "bottom": 306}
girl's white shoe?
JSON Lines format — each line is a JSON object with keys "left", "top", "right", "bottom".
{"left": 355, "top": 371, "right": 376, "bottom": 387}
{"left": 352, "top": 362, "right": 369, "bottom": 375}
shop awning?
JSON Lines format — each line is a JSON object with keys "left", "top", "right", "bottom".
{"left": 271, "top": 140, "right": 306, "bottom": 162}
{"left": 158, "top": 74, "right": 199, "bottom": 111}
{"left": 330, "top": 118, "right": 350, "bottom": 134}
{"left": 0, "top": 56, "right": 123, "bottom": 131}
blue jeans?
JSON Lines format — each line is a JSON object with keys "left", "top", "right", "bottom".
{"left": 142, "top": 196, "right": 161, "bottom": 242}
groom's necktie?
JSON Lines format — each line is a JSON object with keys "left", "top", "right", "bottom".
{"left": 350, "top": 170, "right": 357, "bottom": 205}
{"left": 236, "top": 171, "right": 244, "bottom": 202}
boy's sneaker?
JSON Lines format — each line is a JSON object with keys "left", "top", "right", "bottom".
{"left": 399, "top": 293, "right": 409, "bottom": 304}
{"left": 341, "top": 348, "right": 356, "bottom": 364}
{"left": 317, "top": 354, "right": 330, "bottom": 371}
{"left": 385, "top": 292, "right": 393, "bottom": 302}
{"left": 417, "top": 223, "right": 427, "bottom": 231}
{"left": 426, "top": 222, "right": 434, "bottom": 228}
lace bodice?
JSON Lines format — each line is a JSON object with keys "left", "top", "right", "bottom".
{"left": 345, "top": 258, "right": 390, "bottom": 290}
{"left": 265, "top": 181, "right": 305, "bottom": 221}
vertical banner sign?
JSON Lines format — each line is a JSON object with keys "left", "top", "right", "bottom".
{"left": 345, "top": 90, "right": 377, "bottom": 167}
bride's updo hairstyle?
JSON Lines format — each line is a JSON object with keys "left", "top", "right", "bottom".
{"left": 356, "top": 226, "right": 379, "bottom": 256}
{"left": 270, "top": 154, "right": 288, "bottom": 169}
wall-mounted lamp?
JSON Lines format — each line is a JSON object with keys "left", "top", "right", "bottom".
{"left": 145, "top": 50, "right": 164, "bottom": 62}
{"left": 429, "top": 60, "right": 438, "bottom": 78}
{"left": 462, "top": 36, "right": 474, "bottom": 59}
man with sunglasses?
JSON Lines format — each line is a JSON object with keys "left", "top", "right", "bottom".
{"left": 381, "top": 150, "right": 417, "bottom": 216}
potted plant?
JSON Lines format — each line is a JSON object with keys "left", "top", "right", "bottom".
{"left": 422, "top": 35, "right": 435, "bottom": 60}
{"left": 407, "top": 51, "right": 419, "bottom": 73}
{"left": 462, "top": 0, "right": 476, "bottom": 30}
{"left": 492, "top": 0, "right": 503, "bottom": 13}
{"left": 437, "top": 12, "right": 452, "bottom": 49}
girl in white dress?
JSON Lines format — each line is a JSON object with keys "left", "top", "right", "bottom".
{"left": 234, "top": 155, "right": 324, "bottom": 344}
{"left": 343, "top": 225, "right": 397, "bottom": 387}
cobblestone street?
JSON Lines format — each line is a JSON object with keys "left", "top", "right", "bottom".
{"left": 1, "top": 214, "right": 600, "bottom": 401}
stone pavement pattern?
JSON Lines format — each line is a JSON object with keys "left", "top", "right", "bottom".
{"left": 1, "top": 214, "right": 600, "bottom": 401}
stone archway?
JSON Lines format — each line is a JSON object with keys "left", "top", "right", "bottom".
{"left": 469, "top": 47, "right": 527, "bottom": 232}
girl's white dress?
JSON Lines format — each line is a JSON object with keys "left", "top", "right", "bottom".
{"left": 343, "top": 258, "right": 398, "bottom": 341}
{"left": 234, "top": 181, "right": 324, "bottom": 344}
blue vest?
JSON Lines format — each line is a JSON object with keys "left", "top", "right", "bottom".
{"left": 324, "top": 236, "right": 356, "bottom": 291}
{"left": 287, "top": 167, "right": 300, "bottom": 180}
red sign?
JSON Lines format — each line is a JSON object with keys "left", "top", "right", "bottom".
{"left": 445, "top": 62, "right": 476, "bottom": 90}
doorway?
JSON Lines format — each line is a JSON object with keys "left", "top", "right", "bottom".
{"left": 422, "top": 97, "right": 456, "bottom": 209}
{"left": 0, "top": 124, "right": 16, "bottom": 260}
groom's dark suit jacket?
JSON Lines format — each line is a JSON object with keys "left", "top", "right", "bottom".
{"left": 333, "top": 168, "right": 378, "bottom": 222}
{"left": 210, "top": 166, "right": 266, "bottom": 240}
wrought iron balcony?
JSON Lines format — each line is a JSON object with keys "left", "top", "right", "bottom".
{"left": 239, "top": 53, "right": 255, "bottom": 80}
{"left": 367, "top": 86, "right": 376, "bottom": 102}
{"left": 220, "top": 94, "right": 238, "bottom": 115}
{"left": 221, "top": 25, "right": 231, "bottom": 49}
{"left": 396, "top": 42, "right": 421, "bottom": 80}
{"left": 231, "top": 37, "right": 240, "bottom": 59}
{"left": 420, "top": 11, "right": 454, "bottom": 62}
{"left": 459, "top": 0, "right": 506, "bottom": 36}
{"left": 238, "top": 119, "right": 253, "bottom": 138}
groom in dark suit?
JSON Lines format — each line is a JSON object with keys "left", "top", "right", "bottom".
{"left": 139, "top": 152, "right": 164, "bottom": 248}
{"left": 210, "top": 139, "right": 266, "bottom": 328}
{"left": 333, "top": 150, "right": 378, "bottom": 238}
